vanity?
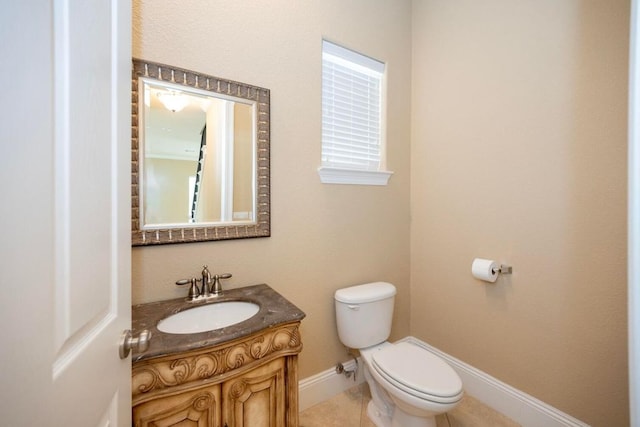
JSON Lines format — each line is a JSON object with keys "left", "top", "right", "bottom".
{"left": 131, "top": 284, "right": 305, "bottom": 427}
{"left": 128, "top": 58, "right": 291, "bottom": 426}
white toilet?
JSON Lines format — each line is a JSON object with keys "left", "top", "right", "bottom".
{"left": 335, "top": 282, "right": 463, "bottom": 427}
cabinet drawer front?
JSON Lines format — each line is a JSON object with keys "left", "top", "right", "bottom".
{"left": 133, "top": 385, "right": 222, "bottom": 427}
{"left": 222, "top": 358, "right": 286, "bottom": 427}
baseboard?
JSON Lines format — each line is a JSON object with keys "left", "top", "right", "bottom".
{"left": 298, "top": 357, "right": 364, "bottom": 412}
{"left": 299, "top": 338, "right": 589, "bottom": 426}
{"left": 401, "top": 336, "right": 590, "bottom": 427}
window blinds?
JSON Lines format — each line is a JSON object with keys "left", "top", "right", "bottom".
{"left": 322, "top": 40, "right": 384, "bottom": 171}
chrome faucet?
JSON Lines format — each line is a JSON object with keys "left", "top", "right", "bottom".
{"left": 200, "top": 265, "right": 212, "bottom": 297}
{"left": 175, "top": 267, "right": 232, "bottom": 302}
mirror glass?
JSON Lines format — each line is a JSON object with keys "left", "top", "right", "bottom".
{"left": 132, "top": 59, "right": 270, "bottom": 245}
{"left": 142, "top": 80, "right": 255, "bottom": 225}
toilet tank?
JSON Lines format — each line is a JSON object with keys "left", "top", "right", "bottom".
{"left": 334, "top": 282, "right": 396, "bottom": 349}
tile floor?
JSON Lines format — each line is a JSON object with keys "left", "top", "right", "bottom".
{"left": 299, "top": 383, "right": 521, "bottom": 427}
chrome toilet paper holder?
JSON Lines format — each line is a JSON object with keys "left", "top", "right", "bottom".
{"left": 492, "top": 265, "right": 513, "bottom": 275}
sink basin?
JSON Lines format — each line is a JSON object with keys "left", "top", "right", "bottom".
{"left": 157, "top": 301, "right": 260, "bottom": 334}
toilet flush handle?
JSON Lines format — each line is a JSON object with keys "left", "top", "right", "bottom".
{"left": 347, "top": 305, "right": 360, "bottom": 310}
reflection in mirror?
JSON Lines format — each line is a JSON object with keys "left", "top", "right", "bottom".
{"left": 143, "top": 81, "right": 254, "bottom": 224}
{"left": 132, "top": 59, "right": 270, "bottom": 245}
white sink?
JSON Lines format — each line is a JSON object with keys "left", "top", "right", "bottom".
{"left": 157, "top": 301, "right": 260, "bottom": 334}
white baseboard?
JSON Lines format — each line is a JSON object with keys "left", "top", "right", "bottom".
{"left": 299, "top": 337, "right": 589, "bottom": 426}
{"left": 298, "top": 357, "right": 364, "bottom": 412}
{"left": 402, "top": 336, "right": 590, "bottom": 427}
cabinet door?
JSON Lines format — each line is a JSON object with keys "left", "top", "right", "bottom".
{"left": 222, "top": 358, "right": 286, "bottom": 427}
{"left": 133, "top": 385, "right": 222, "bottom": 427}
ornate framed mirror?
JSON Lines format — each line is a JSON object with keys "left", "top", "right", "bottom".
{"left": 131, "top": 59, "right": 270, "bottom": 245}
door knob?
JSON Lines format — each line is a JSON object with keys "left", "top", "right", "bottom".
{"left": 119, "top": 329, "right": 151, "bottom": 359}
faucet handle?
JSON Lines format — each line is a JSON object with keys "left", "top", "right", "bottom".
{"left": 187, "top": 278, "right": 200, "bottom": 300}
{"left": 211, "top": 273, "right": 232, "bottom": 295}
{"left": 175, "top": 278, "right": 200, "bottom": 300}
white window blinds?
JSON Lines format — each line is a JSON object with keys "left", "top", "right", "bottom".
{"left": 322, "top": 40, "right": 385, "bottom": 171}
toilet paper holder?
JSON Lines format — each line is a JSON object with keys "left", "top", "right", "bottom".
{"left": 492, "top": 265, "right": 513, "bottom": 275}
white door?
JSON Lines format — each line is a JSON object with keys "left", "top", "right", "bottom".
{"left": 630, "top": 0, "right": 640, "bottom": 425}
{"left": 0, "top": 1, "right": 132, "bottom": 426}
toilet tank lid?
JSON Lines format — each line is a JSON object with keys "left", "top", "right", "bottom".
{"left": 334, "top": 282, "right": 397, "bottom": 304}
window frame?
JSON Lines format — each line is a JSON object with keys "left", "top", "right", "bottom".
{"left": 318, "top": 40, "right": 393, "bottom": 186}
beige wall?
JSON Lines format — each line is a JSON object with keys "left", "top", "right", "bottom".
{"left": 133, "top": 1, "right": 630, "bottom": 424}
{"left": 132, "top": 0, "right": 412, "bottom": 379}
{"left": 410, "top": 1, "right": 629, "bottom": 426}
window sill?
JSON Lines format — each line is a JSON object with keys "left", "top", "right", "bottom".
{"left": 317, "top": 167, "right": 393, "bottom": 186}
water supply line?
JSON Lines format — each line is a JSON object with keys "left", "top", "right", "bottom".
{"left": 335, "top": 350, "right": 359, "bottom": 381}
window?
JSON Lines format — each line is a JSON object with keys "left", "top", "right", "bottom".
{"left": 319, "top": 40, "right": 393, "bottom": 185}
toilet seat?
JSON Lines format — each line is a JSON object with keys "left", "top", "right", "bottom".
{"left": 371, "top": 342, "right": 463, "bottom": 404}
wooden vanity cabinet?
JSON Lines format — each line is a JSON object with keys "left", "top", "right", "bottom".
{"left": 222, "top": 358, "right": 286, "bottom": 427}
{"left": 133, "top": 384, "right": 222, "bottom": 426}
{"left": 132, "top": 322, "right": 302, "bottom": 427}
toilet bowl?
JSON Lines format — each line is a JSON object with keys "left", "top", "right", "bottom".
{"left": 362, "top": 341, "right": 463, "bottom": 427}
{"left": 335, "top": 282, "right": 463, "bottom": 427}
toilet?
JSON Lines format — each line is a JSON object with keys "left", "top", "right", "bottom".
{"left": 335, "top": 282, "right": 463, "bottom": 427}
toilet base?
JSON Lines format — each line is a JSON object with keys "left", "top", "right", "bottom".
{"left": 366, "top": 400, "right": 437, "bottom": 427}
{"left": 391, "top": 404, "right": 437, "bottom": 427}
{"left": 366, "top": 400, "right": 390, "bottom": 427}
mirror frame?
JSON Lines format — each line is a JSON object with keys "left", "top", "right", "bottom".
{"left": 131, "top": 58, "right": 270, "bottom": 246}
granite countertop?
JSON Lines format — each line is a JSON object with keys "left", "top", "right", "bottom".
{"left": 131, "top": 283, "right": 305, "bottom": 363}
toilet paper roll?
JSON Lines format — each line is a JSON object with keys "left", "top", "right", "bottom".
{"left": 471, "top": 258, "right": 499, "bottom": 283}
